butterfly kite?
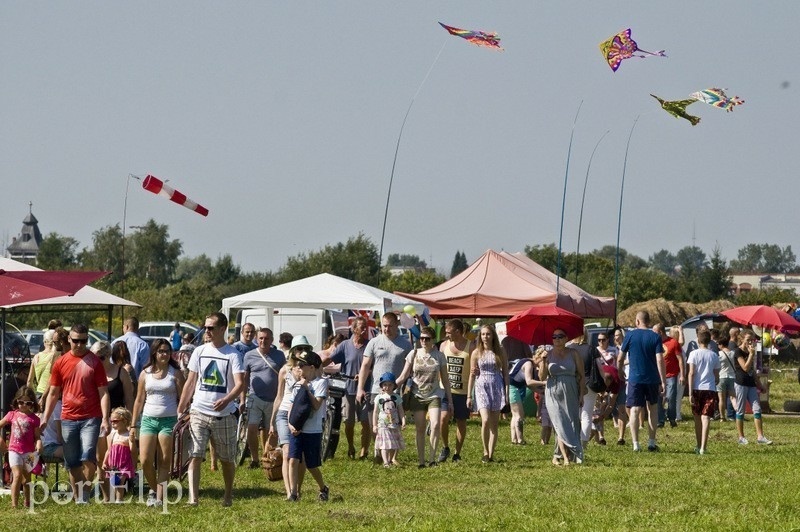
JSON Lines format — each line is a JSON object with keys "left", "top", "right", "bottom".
{"left": 141, "top": 174, "right": 209, "bottom": 216}
{"left": 599, "top": 28, "right": 666, "bottom": 72}
{"left": 650, "top": 94, "right": 701, "bottom": 126}
{"left": 690, "top": 88, "right": 745, "bottom": 112}
{"left": 439, "top": 22, "right": 503, "bottom": 51}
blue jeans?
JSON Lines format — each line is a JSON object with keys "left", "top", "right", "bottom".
{"left": 658, "top": 376, "right": 679, "bottom": 424}
{"left": 61, "top": 417, "right": 101, "bottom": 469}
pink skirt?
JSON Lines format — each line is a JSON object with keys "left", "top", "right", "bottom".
{"left": 375, "top": 427, "right": 405, "bottom": 451}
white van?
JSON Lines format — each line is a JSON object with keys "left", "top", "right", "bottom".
{"left": 234, "top": 308, "right": 347, "bottom": 352}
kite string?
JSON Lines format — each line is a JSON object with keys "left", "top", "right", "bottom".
{"left": 574, "top": 129, "right": 610, "bottom": 285}
{"left": 378, "top": 39, "right": 448, "bottom": 274}
{"left": 555, "top": 100, "right": 583, "bottom": 293}
{"left": 613, "top": 114, "right": 640, "bottom": 324}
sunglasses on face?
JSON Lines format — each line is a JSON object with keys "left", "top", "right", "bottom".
{"left": 552, "top": 334, "right": 567, "bottom": 340}
{"left": 19, "top": 401, "right": 35, "bottom": 407}
{"left": 70, "top": 337, "right": 88, "bottom": 344}
{"left": 420, "top": 337, "right": 432, "bottom": 341}
{"left": 598, "top": 338, "right": 608, "bottom": 342}
{"left": 204, "top": 326, "right": 218, "bottom": 331}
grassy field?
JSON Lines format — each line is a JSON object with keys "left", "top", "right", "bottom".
{"left": 9, "top": 366, "right": 800, "bottom": 531}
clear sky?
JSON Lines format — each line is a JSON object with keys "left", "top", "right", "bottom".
{"left": 3, "top": 2, "right": 798, "bottom": 276}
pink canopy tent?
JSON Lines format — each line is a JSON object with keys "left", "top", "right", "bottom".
{"left": 396, "top": 249, "right": 615, "bottom": 318}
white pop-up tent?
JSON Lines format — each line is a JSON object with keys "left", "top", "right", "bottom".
{"left": 221, "top": 273, "right": 425, "bottom": 316}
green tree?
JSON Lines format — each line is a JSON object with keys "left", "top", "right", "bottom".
{"left": 648, "top": 249, "right": 677, "bottom": 275}
{"left": 730, "top": 243, "right": 798, "bottom": 273}
{"left": 175, "top": 254, "right": 214, "bottom": 282}
{"left": 525, "top": 243, "right": 559, "bottom": 272}
{"left": 37, "top": 232, "right": 79, "bottom": 270}
{"left": 450, "top": 251, "right": 468, "bottom": 278}
{"left": 277, "top": 233, "right": 380, "bottom": 285}
{"left": 675, "top": 246, "right": 707, "bottom": 272}
{"left": 79, "top": 224, "right": 125, "bottom": 287}
{"left": 380, "top": 269, "right": 445, "bottom": 294}
{"left": 386, "top": 254, "right": 427, "bottom": 269}
{"left": 127, "top": 219, "right": 182, "bottom": 287}
{"left": 701, "top": 247, "right": 732, "bottom": 300}
{"left": 593, "top": 245, "right": 647, "bottom": 270}
{"left": 734, "top": 287, "right": 797, "bottom": 307}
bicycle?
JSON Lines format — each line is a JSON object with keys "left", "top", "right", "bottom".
{"left": 320, "top": 374, "right": 351, "bottom": 462}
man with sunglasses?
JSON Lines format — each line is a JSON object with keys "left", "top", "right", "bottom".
{"left": 41, "top": 324, "right": 111, "bottom": 503}
{"left": 178, "top": 312, "right": 245, "bottom": 507}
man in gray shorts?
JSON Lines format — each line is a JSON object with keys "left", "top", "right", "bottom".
{"left": 240, "top": 327, "right": 286, "bottom": 468}
{"left": 356, "top": 312, "right": 412, "bottom": 461}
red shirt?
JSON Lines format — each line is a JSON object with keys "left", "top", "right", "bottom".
{"left": 49, "top": 351, "right": 107, "bottom": 421}
{"left": 662, "top": 337, "right": 682, "bottom": 378}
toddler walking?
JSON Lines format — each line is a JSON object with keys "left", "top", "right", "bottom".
{"left": 372, "top": 372, "right": 405, "bottom": 467}
{"left": 0, "top": 386, "right": 42, "bottom": 508}
{"left": 102, "top": 407, "right": 136, "bottom": 502}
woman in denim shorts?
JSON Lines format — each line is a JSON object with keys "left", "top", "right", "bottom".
{"left": 269, "top": 340, "right": 306, "bottom": 498}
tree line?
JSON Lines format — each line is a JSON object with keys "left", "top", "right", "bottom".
{"left": 25, "top": 221, "right": 798, "bottom": 332}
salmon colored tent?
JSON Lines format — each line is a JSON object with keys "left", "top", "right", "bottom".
{"left": 396, "top": 249, "right": 615, "bottom": 318}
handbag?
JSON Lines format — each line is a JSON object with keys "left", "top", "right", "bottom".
{"left": 261, "top": 432, "right": 283, "bottom": 482}
{"left": 587, "top": 352, "right": 607, "bottom": 393}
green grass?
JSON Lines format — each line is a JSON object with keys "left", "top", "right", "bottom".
{"left": 11, "top": 367, "right": 800, "bottom": 531}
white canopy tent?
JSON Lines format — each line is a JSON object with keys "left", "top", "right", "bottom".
{"left": 221, "top": 273, "right": 425, "bottom": 317}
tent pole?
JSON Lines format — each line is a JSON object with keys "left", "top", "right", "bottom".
{"left": 1, "top": 308, "right": 6, "bottom": 416}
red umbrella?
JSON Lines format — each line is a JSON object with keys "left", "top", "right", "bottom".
{"left": 0, "top": 270, "right": 109, "bottom": 306}
{"left": 506, "top": 305, "right": 585, "bottom": 345}
{"left": 721, "top": 305, "right": 800, "bottom": 334}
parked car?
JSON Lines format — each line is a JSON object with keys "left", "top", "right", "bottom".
{"left": 2, "top": 329, "right": 31, "bottom": 367}
{"left": 22, "top": 330, "right": 45, "bottom": 355}
{"left": 138, "top": 321, "right": 200, "bottom": 345}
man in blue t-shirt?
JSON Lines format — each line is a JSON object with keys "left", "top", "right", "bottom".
{"left": 619, "top": 310, "right": 665, "bottom": 452}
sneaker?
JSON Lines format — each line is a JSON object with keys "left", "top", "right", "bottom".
{"left": 738, "top": 437, "right": 749, "bottom": 445}
{"left": 437, "top": 446, "right": 450, "bottom": 463}
{"left": 481, "top": 455, "right": 490, "bottom": 463}
{"left": 647, "top": 444, "right": 659, "bottom": 452}
{"left": 598, "top": 438, "right": 607, "bottom": 446}
{"left": 670, "top": 420, "right": 678, "bottom": 428}
{"left": 657, "top": 423, "right": 665, "bottom": 429}
{"left": 617, "top": 439, "right": 625, "bottom": 446}
{"left": 451, "top": 453, "right": 461, "bottom": 463}
{"left": 249, "top": 460, "right": 260, "bottom": 469}
{"left": 287, "top": 493, "right": 298, "bottom": 502}
{"left": 756, "top": 436, "right": 773, "bottom": 445}
{"left": 318, "top": 486, "right": 329, "bottom": 502}
{"left": 146, "top": 490, "right": 157, "bottom": 508}
{"left": 632, "top": 442, "right": 640, "bottom": 452}
{"left": 428, "top": 461, "right": 438, "bottom": 468}
{"left": 694, "top": 447, "right": 700, "bottom": 455}
{"left": 699, "top": 449, "right": 705, "bottom": 455}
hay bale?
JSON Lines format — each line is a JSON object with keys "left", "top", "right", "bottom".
{"left": 618, "top": 298, "right": 735, "bottom": 328}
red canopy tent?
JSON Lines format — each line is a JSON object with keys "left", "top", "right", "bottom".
{"left": 396, "top": 249, "right": 615, "bottom": 318}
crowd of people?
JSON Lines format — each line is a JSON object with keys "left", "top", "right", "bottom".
{"left": 0, "top": 310, "right": 775, "bottom": 508}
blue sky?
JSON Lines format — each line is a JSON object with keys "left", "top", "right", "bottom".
{"left": 2, "top": 2, "right": 797, "bottom": 275}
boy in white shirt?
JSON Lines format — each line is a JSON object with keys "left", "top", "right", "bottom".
{"left": 287, "top": 350, "right": 329, "bottom": 502}
{"left": 687, "top": 329, "right": 720, "bottom": 455}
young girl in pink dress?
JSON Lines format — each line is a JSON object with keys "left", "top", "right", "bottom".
{"left": 372, "top": 372, "right": 405, "bottom": 467}
{"left": 0, "top": 386, "right": 42, "bottom": 508}
{"left": 103, "top": 407, "right": 137, "bottom": 502}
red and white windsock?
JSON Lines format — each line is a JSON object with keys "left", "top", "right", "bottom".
{"left": 141, "top": 175, "right": 209, "bottom": 217}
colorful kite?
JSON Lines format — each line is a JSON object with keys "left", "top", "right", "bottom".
{"left": 141, "top": 174, "right": 209, "bottom": 216}
{"left": 690, "top": 88, "right": 745, "bottom": 112}
{"left": 650, "top": 94, "right": 701, "bottom": 126}
{"left": 439, "top": 22, "right": 503, "bottom": 51}
{"left": 599, "top": 28, "right": 666, "bottom": 72}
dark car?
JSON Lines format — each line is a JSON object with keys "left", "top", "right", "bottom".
{"left": 2, "top": 329, "right": 31, "bottom": 367}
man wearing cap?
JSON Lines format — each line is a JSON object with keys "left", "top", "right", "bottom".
{"left": 177, "top": 311, "right": 245, "bottom": 507}
{"left": 356, "top": 312, "right": 412, "bottom": 459}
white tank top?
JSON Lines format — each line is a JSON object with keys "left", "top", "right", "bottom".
{"left": 142, "top": 366, "right": 179, "bottom": 418}
{"left": 278, "top": 371, "right": 297, "bottom": 412}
